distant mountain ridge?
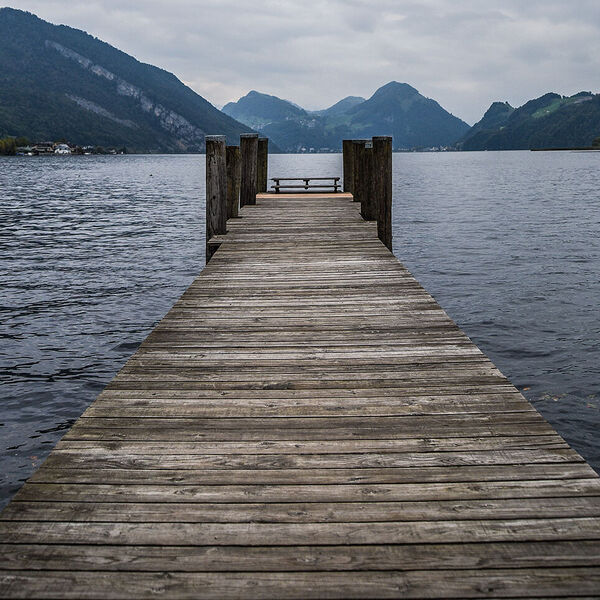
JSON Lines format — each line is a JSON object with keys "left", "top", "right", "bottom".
{"left": 0, "top": 8, "right": 252, "bottom": 151}
{"left": 225, "top": 85, "right": 600, "bottom": 153}
{"left": 223, "top": 82, "right": 470, "bottom": 152}
{"left": 460, "top": 92, "right": 600, "bottom": 150}
{"left": 343, "top": 82, "right": 469, "bottom": 148}
{"left": 222, "top": 91, "right": 305, "bottom": 130}
{"left": 311, "top": 96, "right": 366, "bottom": 117}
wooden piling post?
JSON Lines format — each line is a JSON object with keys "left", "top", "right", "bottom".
{"left": 226, "top": 145, "right": 241, "bottom": 219}
{"left": 205, "top": 135, "right": 227, "bottom": 262}
{"left": 353, "top": 139, "right": 375, "bottom": 221}
{"left": 361, "top": 141, "right": 376, "bottom": 221}
{"left": 257, "top": 137, "right": 269, "bottom": 193}
{"left": 352, "top": 140, "right": 366, "bottom": 203}
{"left": 372, "top": 135, "right": 393, "bottom": 251}
{"left": 240, "top": 133, "right": 259, "bottom": 206}
{"left": 342, "top": 139, "right": 354, "bottom": 193}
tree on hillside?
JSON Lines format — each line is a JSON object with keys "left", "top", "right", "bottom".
{"left": 0, "top": 137, "right": 17, "bottom": 155}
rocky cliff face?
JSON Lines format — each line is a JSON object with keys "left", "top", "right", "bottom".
{"left": 45, "top": 40, "right": 208, "bottom": 147}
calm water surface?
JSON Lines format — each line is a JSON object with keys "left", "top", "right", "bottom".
{"left": 0, "top": 151, "right": 598, "bottom": 507}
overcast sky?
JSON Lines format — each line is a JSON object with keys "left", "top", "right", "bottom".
{"left": 5, "top": 0, "right": 600, "bottom": 123}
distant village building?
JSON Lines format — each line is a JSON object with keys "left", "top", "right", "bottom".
{"left": 9, "top": 140, "right": 122, "bottom": 156}
{"left": 54, "top": 143, "right": 72, "bottom": 155}
{"left": 16, "top": 145, "right": 34, "bottom": 155}
{"left": 32, "top": 142, "right": 54, "bottom": 155}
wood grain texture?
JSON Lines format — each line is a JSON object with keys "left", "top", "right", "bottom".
{"left": 1, "top": 569, "right": 599, "bottom": 599}
{"left": 225, "top": 145, "right": 241, "bottom": 219}
{"left": 1, "top": 191, "right": 598, "bottom": 598}
{"left": 257, "top": 138, "right": 268, "bottom": 193}
{"left": 372, "top": 136, "right": 393, "bottom": 250}
{"left": 343, "top": 139, "right": 354, "bottom": 193}
{"left": 205, "top": 136, "right": 227, "bottom": 262}
{"left": 239, "top": 133, "right": 258, "bottom": 207}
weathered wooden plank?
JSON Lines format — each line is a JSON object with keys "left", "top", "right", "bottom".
{"left": 13, "top": 479, "right": 600, "bottom": 504}
{"left": 83, "top": 399, "right": 535, "bottom": 417}
{"left": 5, "top": 497, "right": 600, "bottom": 524}
{"left": 40, "top": 448, "right": 582, "bottom": 470}
{"left": 26, "top": 463, "right": 596, "bottom": 486}
{"left": 63, "top": 414, "right": 558, "bottom": 443}
{"left": 1, "top": 568, "right": 599, "bottom": 599}
{"left": 54, "top": 435, "right": 570, "bottom": 454}
{"left": 108, "top": 369, "right": 508, "bottom": 383}
{"left": 70, "top": 414, "right": 545, "bottom": 428}
{"left": 92, "top": 387, "right": 517, "bottom": 399}
{"left": 3, "top": 518, "right": 600, "bottom": 546}
{"left": 1, "top": 540, "right": 599, "bottom": 572}
{"left": 121, "top": 359, "right": 496, "bottom": 373}
{"left": 61, "top": 422, "right": 559, "bottom": 441}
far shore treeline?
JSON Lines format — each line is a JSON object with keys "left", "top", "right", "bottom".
{"left": 0, "top": 137, "right": 127, "bottom": 156}
{"left": 2, "top": 133, "right": 599, "bottom": 157}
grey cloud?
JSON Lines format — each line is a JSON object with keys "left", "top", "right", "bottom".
{"left": 6, "top": 0, "right": 600, "bottom": 123}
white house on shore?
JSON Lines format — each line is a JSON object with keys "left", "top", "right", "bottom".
{"left": 54, "top": 143, "right": 72, "bottom": 155}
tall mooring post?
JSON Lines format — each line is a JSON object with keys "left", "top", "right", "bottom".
{"left": 257, "top": 137, "right": 269, "bottom": 193}
{"left": 360, "top": 141, "right": 376, "bottom": 221}
{"left": 353, "top": 139, "right": 375, "bottom": 222}
{"left": 342, "top": 139, "right": 354, "bottom": 193}
{"left": 205, "top": 135, "right": 227, "bottom": 262}
{"left": 372, "top": 135, "right": 393, "bottom": 251}
{"left": 351, "top": 139, "right": 367, "bottom": 204}
{"left": 347, "top": 136, "right": 393, "bottom": 251}
{"left": 240, "top": 133, "right": 259, "bottom": 206}
{"left": 226, "top": 145, "right": 241, "bottom": 219}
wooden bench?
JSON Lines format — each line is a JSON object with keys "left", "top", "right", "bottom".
{"left": 271, "top": 177, "right": 341, "bottom": 193}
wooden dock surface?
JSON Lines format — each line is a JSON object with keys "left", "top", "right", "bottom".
{"left": 1, "top": 192, "right": 599, "bottom": 598}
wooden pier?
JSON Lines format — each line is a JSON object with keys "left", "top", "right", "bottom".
{"left": 1, "top": 139, "right": 599, "bottom": 598}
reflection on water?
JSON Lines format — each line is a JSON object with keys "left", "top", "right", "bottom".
{"left": 0, "top": 151, "right": 598, "bottom": 508}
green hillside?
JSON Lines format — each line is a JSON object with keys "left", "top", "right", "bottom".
{"left": 344, "top": 82, "right": 469, "bottom": 149}
{"left": 0, "top": 8, "right": 252, "bottom": 152}
{"left": 461, "top": 92, "right": 600, "bottom": 150}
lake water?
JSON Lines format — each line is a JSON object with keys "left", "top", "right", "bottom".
{"left": 1, "top": 151, "right": 598, "bottom": 508}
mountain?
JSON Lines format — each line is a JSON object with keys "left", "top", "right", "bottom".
{"left": 459, "top": 101, "right": 515, "bottom": 142}
{"left": 223, "top": 82, "right": 470, "bottom": 152}
{"left": 343, "top": 82, "right": 470, "bottom": 149}
{"left": 312, "top": 96, "right": 365, "bottom": 117}
{"left": 461, "top": 92, "right": 600, "bottom": 150}
{"left": 222, "top": 91, "right": 306, "bottom": 130}
{"left": 223, "top": 90, "right": 346, "bottom": 152}
{"left": 0, "top": 8, "right": 252, "bottom": 151}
